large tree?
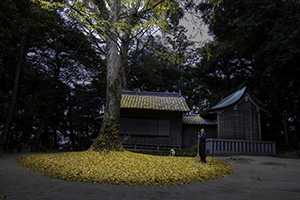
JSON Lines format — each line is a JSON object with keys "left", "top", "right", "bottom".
{"left": 35, "top": 0, "right": 185, "bottom": 151}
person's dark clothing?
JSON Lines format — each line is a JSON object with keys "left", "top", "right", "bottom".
{"left": 200, "top": 132, "right": 206, "bottom": 145}
{"left": 199, "top": 133, "right": 206, "bottom": 163}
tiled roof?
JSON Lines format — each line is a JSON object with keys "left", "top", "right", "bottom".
{"left": 183, "top": 114, "right": 217, "bottom": 125}
{"left": 121, "top": 90, "right": 190, "bottom": 112}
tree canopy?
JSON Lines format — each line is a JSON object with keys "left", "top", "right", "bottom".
{"left": 1, "top": 0, "right": 191, "bottom": 152}
{"left": 195, "top": 0, "right": 300, "bottom": 148}
{"left": 0, "top": 0, "right": 104, "bottom": 151}
{"left": 34, "top": 0, "right": 189, "bottom": 152}
{"left": 0, "top": 0, "right": 299, "bottom": 152}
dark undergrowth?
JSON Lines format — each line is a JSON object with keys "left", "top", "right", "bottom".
{"left": 128, "top": 149, "right": 198, "bottom": 157}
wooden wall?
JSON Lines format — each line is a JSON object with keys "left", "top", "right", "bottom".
{"left": 120, "top": 108, "right": 183, "bottom": 149}
{"left": 217, "top": 96, "right": 261, "bottom": 141}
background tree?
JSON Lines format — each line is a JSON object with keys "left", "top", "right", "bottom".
{"left": 0, "top": 0, "right": 104, "bottom": 151}
{"left": 196, "top": 0, "right": 300, "bottom": 149}
{"left": 4, "top": 0, "right": 297, "bottom": 153}
{"left": 0, "top": 0, "right": 52, "bottom": 150}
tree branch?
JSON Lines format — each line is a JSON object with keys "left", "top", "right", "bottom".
{"left": 67, "top": 2, "right": 119, "bottom": 47}
{"left": 138, "top": 0, "right": 165, "bottom": 16}
{"left": 93, "top": 0, "right": 109, "bottom": 20}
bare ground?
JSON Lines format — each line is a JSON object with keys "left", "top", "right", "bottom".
{"left": 1, "top": 152, "right": 300, "bottom": 200}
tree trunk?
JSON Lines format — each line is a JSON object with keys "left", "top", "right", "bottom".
{"left": 31, "top": 116, "right": 46, "bottom": 151}
{"left": 282, "top": 112, "right": 289, "bottom": 147}
{"left": 30, "top": 51, "right": 61, "bottom": 151}
{"left": 120, "top": 34, "right": 130, "bottom": 90}
{"left": 120, "top": 7, "right": 138, "bottom": 90}
{"left": 0, "top": 37, "right": 25, "bottom": 151}
{"left": 89, "top": 36, "right": 123, "bottom": 151}
{"left": 89, "top": 2, "right": 123, "bottom": 151}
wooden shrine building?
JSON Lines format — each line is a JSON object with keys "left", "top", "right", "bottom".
{"left": 205, "top": 86, "right": 276, "bottom": 155}
{"left": 120, "top": 90, "right": 190, "bottom": 150}
{"left": 208, "top": 86, "right": 266, "bottom": 141}
{"left": 104, "top": 88, "right": 276, "bottom": 154}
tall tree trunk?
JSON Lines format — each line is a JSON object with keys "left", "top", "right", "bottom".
{"left": 0, "top": 37, "right": 25, "bottom": 151}
{"left": 282, "top": 112, "right": 289, "bottom": 147}
{"left": 90, "top": 36, "right": 123, "bottom": 152}
{"left": 30, "top": 51, "right": 61, "bottom": 151}
{"left": 31, "top": 116, "right": 46, "bottom": 151}
{"left": 120, "top": 34, "right": 130, "bottom": 90}
{"left": 120, "top": 7, "right": 138, "bottom": 90}
{"left": 90, "top": 1, "right": 123, "bottom": 152}
{"left": 0, "top": 63, "right": 3, "bottom": 83}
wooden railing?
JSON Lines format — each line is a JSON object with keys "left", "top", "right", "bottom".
{"left": 206, "top": 139, "right": 276, "bottom": 155}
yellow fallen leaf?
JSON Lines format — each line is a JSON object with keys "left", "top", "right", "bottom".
{"left": 14, "top": 150, "right": 234, "bottom": 186}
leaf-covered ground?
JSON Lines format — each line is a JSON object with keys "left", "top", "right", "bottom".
{"left": 14, "top": 150, "right": 234, "bottom": 186}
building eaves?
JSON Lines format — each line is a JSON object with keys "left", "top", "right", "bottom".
{"left": 183, "top": 114, "right": 217, "bottom": 125}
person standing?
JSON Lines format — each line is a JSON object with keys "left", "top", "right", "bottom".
{"left": 198, "top": 128, "right": 207, "bottom": 163}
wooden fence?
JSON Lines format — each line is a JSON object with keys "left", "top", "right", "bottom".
{"left": 206, "top": 139, "right": 276, "bottom": 155}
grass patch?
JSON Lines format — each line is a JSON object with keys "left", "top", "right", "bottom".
{"left": 15, "top": 150, "right": 234, "bottom": 186}
{"left": 225, "top": 157, "right": 254, "bottom": 164}
{"left": 283, "top": 150, "right": 300, "bottom": 158}
{"left": 259, "top": 162, "right": 286, "bottom": 167}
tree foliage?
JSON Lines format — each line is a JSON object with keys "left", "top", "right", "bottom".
{"left": 0, "top": 0, "right": 104, "bottom": 151}
{"left": 196, "top": 0, "right": 300, "bottom": 148}
{"left": 2, "top": 0, "right": 298, "bottom": 152}
{"left": 32, "top": 0, "right": 188, "bottom": 152}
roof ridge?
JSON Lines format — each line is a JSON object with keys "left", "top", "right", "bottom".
{"left": 122, "top": 90, "right": 181, "bottom": 97}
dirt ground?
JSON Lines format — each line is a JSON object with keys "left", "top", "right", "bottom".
{"left": 1, "top": 152, "right": 300, "bottom": 200}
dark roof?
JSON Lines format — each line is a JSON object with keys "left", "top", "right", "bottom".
{"left": 183, "top": 114, "right": 217, "bottom": 125}
{"left": 121, "top": 90, "right": 190, "bottom": 112}
{"left": 211, "top": 87, "right": 246, "bottom": 110}
{"left": 210, "top": 86, "right": 267, "bottom": 112}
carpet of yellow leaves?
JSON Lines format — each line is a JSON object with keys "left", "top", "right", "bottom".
{"left": 15, "top": 150, "right": 234, "bottom": 186}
